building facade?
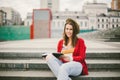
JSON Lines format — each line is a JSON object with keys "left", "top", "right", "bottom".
{"left": 0, "top": 10, "right": 6, "bottom": 26}
{"left": 24, "top": 0, "right": 120, "bottom": 37}
{"left": 111, "top": 0, "right": 120, "bottom": 10}
{"left": 24, "top": 13, "right": 32, "bottom": 26}
{"left": 51, "top": 11, "right": 89, "bottom": 37}
{"left": 83, "top": 3, "right": 108, "bottom": 15}
{"left": 0, "top": 7, "right": 22, "bottom": 25}
{"left": 96, "top": 13, "right": 120, "bottom": 30}
{"left": 40, "top": 0, "right": 59, "bottom": 12}
{"left": 25, "top": 0, "right": 59, "bottom": 26}
{"left": 108, "top": 9, "right": 120, "bottom": 16}
{"left": 52, "top": 2, "right": 109, "bottom": 31}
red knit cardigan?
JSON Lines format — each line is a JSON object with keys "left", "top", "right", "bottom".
{"left": 57, "top": 38, "right": 88, "bottom": 75}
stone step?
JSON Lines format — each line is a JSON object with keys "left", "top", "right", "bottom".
{"left": 0, "top": 59, "right": 120, "bottom": 71}
{"left": 0, "top": 48, "right": 120, "bottom": 53}
{"left": 0, "top": 70, "right": 120, "bottom": 80}
{"left": 0, "top": 52, "right": 120, "bottom": 59}
{"left": 86, "top": 52, "right": 120, "bottom": 59}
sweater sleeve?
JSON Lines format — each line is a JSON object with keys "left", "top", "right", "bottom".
{"left": 73, "top": 39, "right": 86, "bottom": 62}
{"left": 57, "top": 39, "right": 63, "bottom": 52}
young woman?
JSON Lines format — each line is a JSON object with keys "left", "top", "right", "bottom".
{"left": 46, "top": 18, "right": 88, "bottom": 80}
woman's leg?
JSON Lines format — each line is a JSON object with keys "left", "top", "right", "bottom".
{"left": 57, "top": 61, "right": 82, "bottom": 80}
{"left": 46, "top": 54, "right": 63, "bottom": 77}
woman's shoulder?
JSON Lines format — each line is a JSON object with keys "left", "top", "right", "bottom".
{"left": 77, "top": 38, "right": 86, "bottom": 47}
{"left": 58, "top": 39, "right": 63, "bottom": 42}
{"left": 77, "top": 37, "right": 85, "bottom": 42}
{"left": 58, "top": 39, "right": 63, "bottom": 44}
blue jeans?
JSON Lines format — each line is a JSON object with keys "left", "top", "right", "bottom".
{"left": 46, "top": 54, "right": 83, "bottom": 80}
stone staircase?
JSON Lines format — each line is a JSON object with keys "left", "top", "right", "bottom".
{"left": 0, "top": 38, "right": 120, "bottom": 80}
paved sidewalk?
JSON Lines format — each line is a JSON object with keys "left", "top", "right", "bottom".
{"left": 0, "top": 38, "right": 120, "bottom": 53}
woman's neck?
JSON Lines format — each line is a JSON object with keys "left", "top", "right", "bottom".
{"left": 67, "top": 38, "right": 72, "bottom": 46}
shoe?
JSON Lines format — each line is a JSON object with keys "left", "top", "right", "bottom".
{"left": 42, "top": 52, "right": 50, "bottom": 58}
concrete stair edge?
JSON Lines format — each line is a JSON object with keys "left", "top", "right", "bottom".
{"left": 0, "top": 52, "right": 120, "bottom": 59}
{"left": 0, "top": 59, "right": 120, "bottom": 71}
{"left": 0, "top": 71, "right": 120, "bottom": 80}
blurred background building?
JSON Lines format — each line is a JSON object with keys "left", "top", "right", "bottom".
{"left": 83, "top": 3, "right": 108, "bottom": 15}
{"left": 40, "top": 0, "right": 59, "bottom": 12}
{"left": 0, "top": 10, "right": 6, "bottom": 26}
{"left": 109, "top": 0, "right": 120, "bottom": 16}
{"left": 111, "top": 0, "right": 120, "bottom": 10}
{"left": 0, "top": 7, "right": 22, "bottom": 25}
{"left": 24, "top": 13, "right": 32, "bottom": 26}
{"left": 0, "top": 0, "right": 120, "bottom": 39}
{"left": 23, "top": 0, "right": 120, "bottom": 38}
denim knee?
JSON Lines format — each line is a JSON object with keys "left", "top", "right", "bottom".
{"left": 59, "top": 63, "right": 70, "bottom": 73}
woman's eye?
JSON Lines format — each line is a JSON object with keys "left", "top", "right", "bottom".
{"left": 66, "top": 28, "right": 69, "bottom": 30}
{"left": 66, "top": 28, "right": 72, "bottom": 31}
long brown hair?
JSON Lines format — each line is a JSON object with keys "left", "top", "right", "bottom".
{"left": 63, "top": 18, "right": 80, "bottom": 47}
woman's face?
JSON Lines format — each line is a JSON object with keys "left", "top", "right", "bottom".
{"left": 65, "top": 24, "right": 73, "bottom": 38}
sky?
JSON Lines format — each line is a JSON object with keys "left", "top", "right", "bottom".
{"left": 0, "top": 0, "right": 112, "bottom": 20}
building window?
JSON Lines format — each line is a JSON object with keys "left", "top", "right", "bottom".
{"left": 117, "top": 19, "right": 118, "bottom": 22}
{"left": 98, "top": 24, "right": 100, "bottom": 28}
{"left": 112, "top": 19, "right": 114, "bottom": 22}
{"left": 102, "top": 24, "right": 104, "bottom": 28}
{"left": 116, "top": 24, "right": 118, "bottom": 27}
{"left": 76, "top": 16, "right": 79, "bottom": 19}
{"left": 98, "top": 19, "right": 100, "bottom": 22}
{"left": 47, "top": 0, "right": 52, "bottom": 8}
{"left": 56, "top": 16, "right": 59, "bottom": 19}
{"left": 106, "top": 19, "right": 108, "bottom": 22}
{"left": 106, "top": 24, "right": 108, "bottom": 28}
{"left": 112, "top": 25, "right": 114, "bottom": 28}
{"left": 102, "top": 19, "right": 104, "bottom": 22}
{"left": 48, "top": 3, "right": 52, "bottom": 5}
{"left": 48, "top": 3, "right": 52, "bottom": 8}
{"left": 48, "top": 0, "right": 52, "bottom": 3}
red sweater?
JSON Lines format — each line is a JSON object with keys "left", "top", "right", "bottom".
{"left": 57, "top": 38, "right": 88, "bottom": 75}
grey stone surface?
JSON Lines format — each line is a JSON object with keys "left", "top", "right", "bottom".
{"left": 0, "top": 71, "right": 120, "bottom": 80}
{"left": 0, "top": 38, "right": 120, "bottom": 80}
{"left": 0, "top": 59, "right": 120, "bottom": 71}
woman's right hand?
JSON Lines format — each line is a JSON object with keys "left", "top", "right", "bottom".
{"left": 59, "top": 55, "right": 70, "bottom": 62}
{"left": 46, "top": 54, "right": 52, "bottom": 61}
